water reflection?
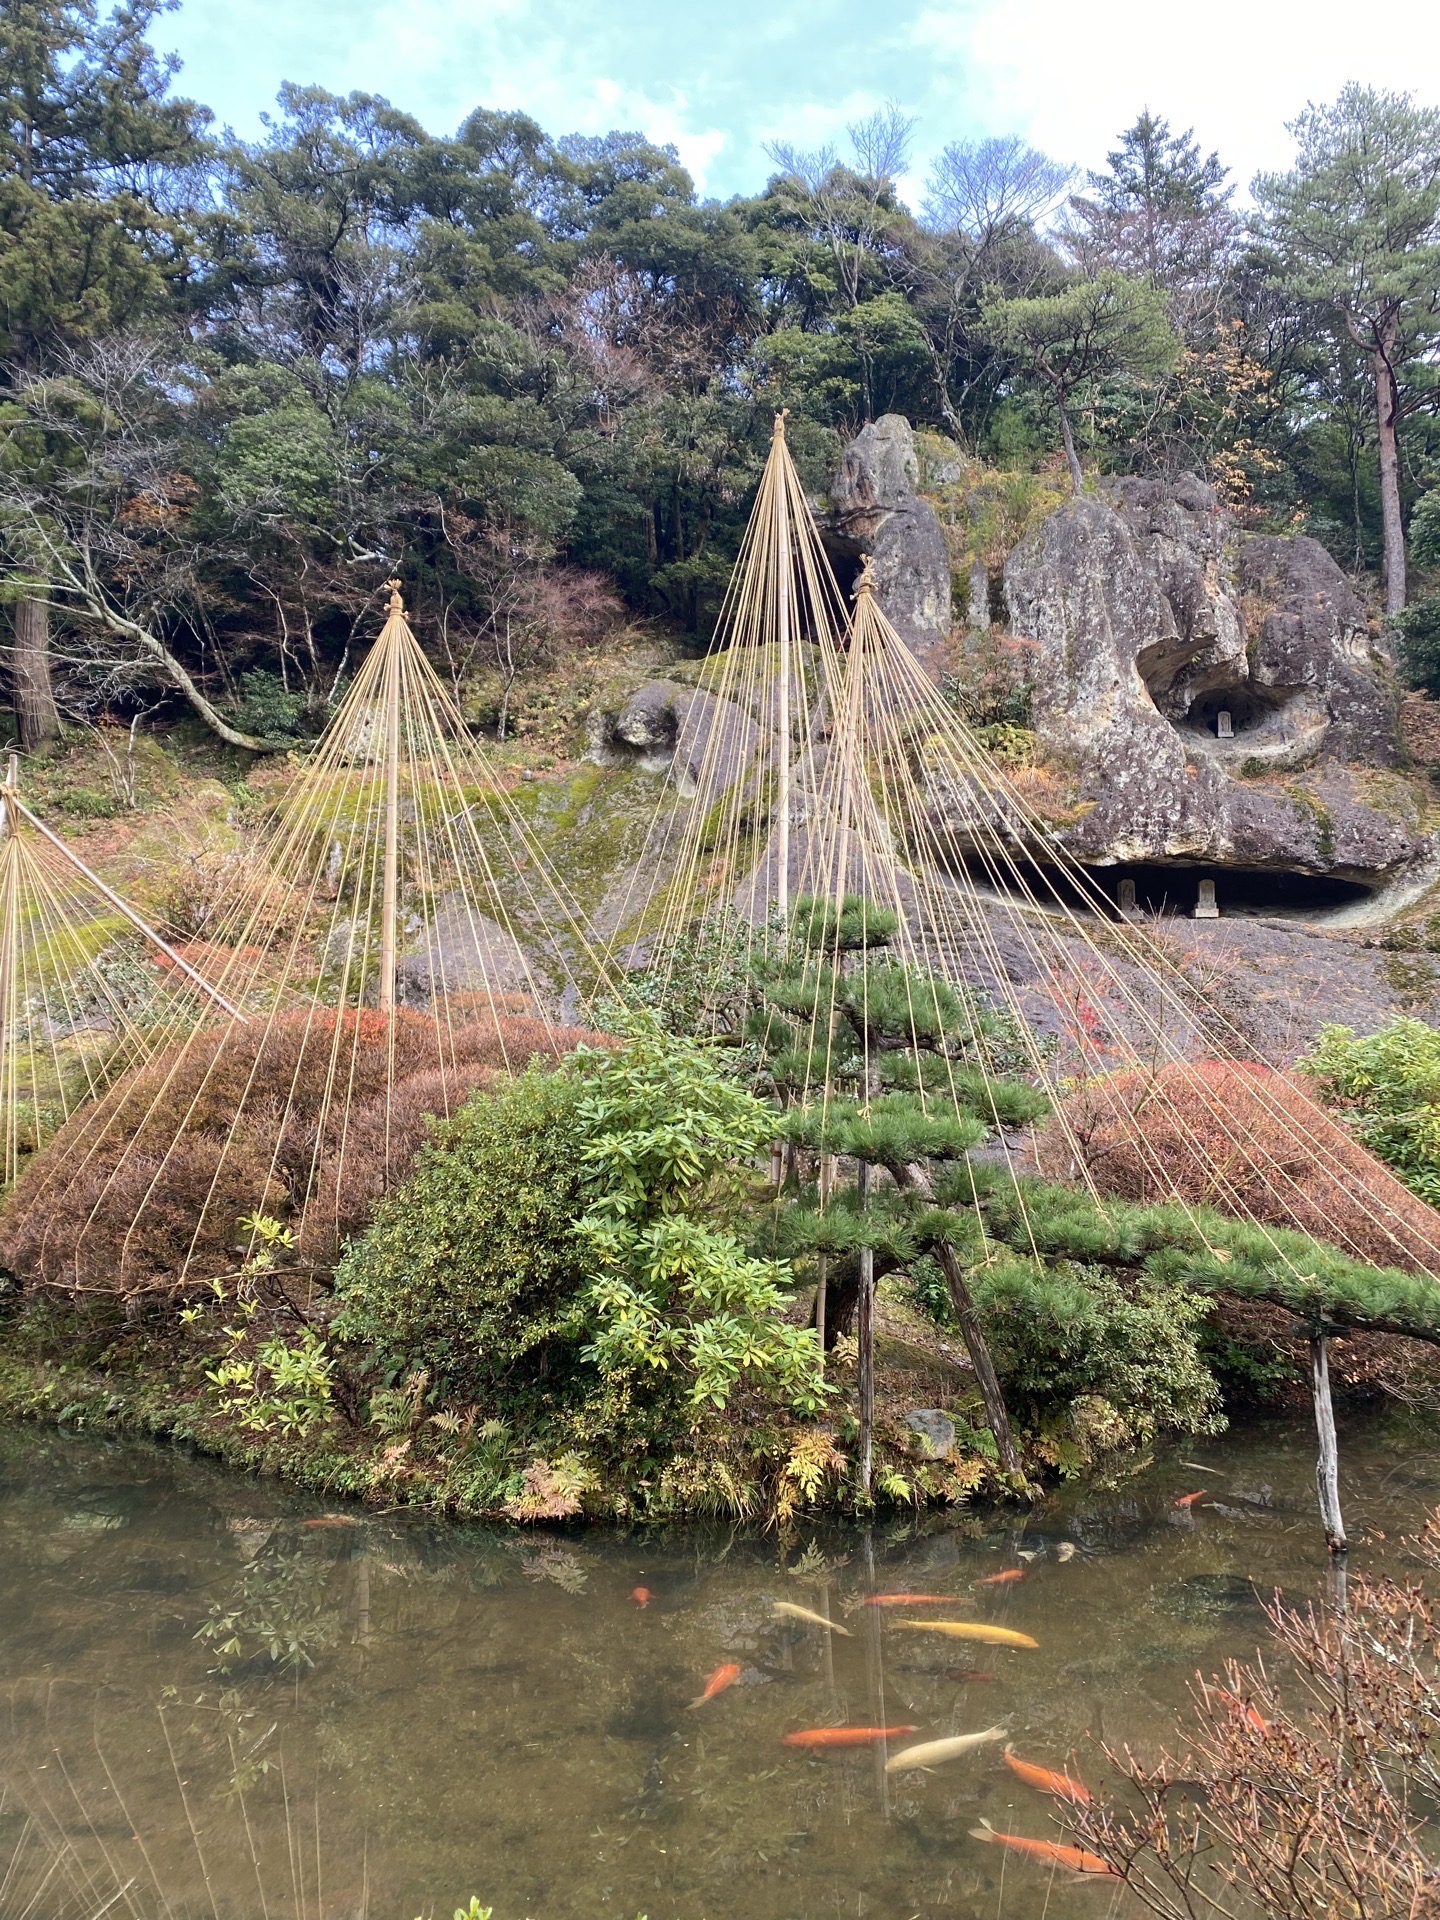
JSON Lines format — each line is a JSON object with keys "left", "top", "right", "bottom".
{"left": 0, "top": 1413, "right": 1432, "bottom": 1919}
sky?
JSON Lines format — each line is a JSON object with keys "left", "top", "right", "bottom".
{"left": 161, "top": 0, "right": 1440, "bottom": 205}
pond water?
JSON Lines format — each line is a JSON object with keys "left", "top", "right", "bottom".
{"left": 1, "top": 1414, "right": 1434, "bottom": 1920}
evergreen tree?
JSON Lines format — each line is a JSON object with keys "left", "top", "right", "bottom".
{"left": 0, "top": 0, "right": 206, "bottom": 748}
{"left": 754, "top": 894, "right": 1048, "bottom": 1487}
{"left": 1257, "top": 86, "right": 1440, "bottom": 615}
{"left": 979, "top": 270, "right": 1178, "bottom": 487}
{"left": 1066, "top": 111, "right": 1235, "bottom": 298}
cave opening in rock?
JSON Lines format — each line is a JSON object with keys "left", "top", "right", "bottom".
{"left": 959, "top": 856, "right": 1373, "bottom": 918}
{"left": 823, "top": 542, "right": 864, "bottom": 608}
{"left": 1184, "top": 688, "right": 1276, "bottom": 737}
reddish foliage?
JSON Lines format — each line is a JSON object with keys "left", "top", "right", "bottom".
{"left": 1037, "top": 1058, "right": 1440, "bottom": 1274}
{"left": 0, "top": 1006, "right": 601, "bottom": 1298}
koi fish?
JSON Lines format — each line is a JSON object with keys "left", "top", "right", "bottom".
{"left": 1004, "top": 1745, "right": 1093, "bottom": 1805}
{"left": 863, "top": 1593, "right": 950, "bottom": 1606}
{"left": 975, "top": 1568, "right": 1027, "bottom": 1586}
{"left": 969, "top": 1819, "right": 1118, "bottom": 1876}
{"left": 895, "top": 1620, "right": 1039, "bottom": 1649}
{"left": 630, "top": 1586, "right": 654, "bottom": 1607}
{"left": 782, "top": 1725, "right": 917, "bottom": 1748}
{"left": 688, "top": 1662, "right": 742, "bottom": 1709}
{"left": 1211, "top": 1686, "right": 1271, "bottom": 1733}
{"left": 886, "top": 1726, "right": 1007, "bottom": 1772}
{"left": 1173, "top": 1491, "right": 1209, "bottom": 1509}
{"left": 304, "top": 1515, "right": 359, "bottom": 1527}
{"left": 773, "top": 1601, "right": 852, "bottom": 1636}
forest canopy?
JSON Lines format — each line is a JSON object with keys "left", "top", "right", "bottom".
{"left": 2, "top": 4, "right": 1440, "bottom": 744}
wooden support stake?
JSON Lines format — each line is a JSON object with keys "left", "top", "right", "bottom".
{"left": 857, "top": 1157, "right": 875, "bottom": 1499}
{"left": 1310, "top": 1330, "right": 1347, "bottom": 1554}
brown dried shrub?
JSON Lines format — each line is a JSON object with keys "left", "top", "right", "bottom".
{"left": 0, "top": 1006, "right": 602, "bottom": 1299}
{"left": 1074, "top": 1512, "right": 1440, "bottom": 1919}
{"left": 1035, "top": 1058, "right": 1440, "bottom": 1275}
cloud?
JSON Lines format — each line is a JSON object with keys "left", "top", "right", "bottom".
{"left": 916, "top": 0, "right": 1440, "bottom": 195}
{"left": 165, "top": 0, "right": 1440, "bottom": 206}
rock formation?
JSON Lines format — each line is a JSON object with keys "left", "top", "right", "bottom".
{"left": 1002, "top": 475, "right": 1419, "bottom": 893}
{"left": 828, "top": 415, "right": 952, "bottom": 674}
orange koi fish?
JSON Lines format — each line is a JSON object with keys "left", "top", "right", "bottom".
{"left": 304, "top": 1514, "right": 359, "bottom": 1527}
{"left": 1004, "top": 1745, "right": 1093, "bottom": 1805}
{"left": 688, "top": 1662, "right": 742, "bottom": 1709}
{"left": 969, "top": 1820, "right": 1118, "bottom": 1876}
{"left": 782, "top": 1725, "right": 918, "bottom": 1748}
{"left": 630, "top": 1586, "right": 654, "bottom": 1607}
{"left": 975, "top": 1568, "right": 1027, "bottom": 1586}
{"left": 863, "top": 1593, "right": 950, "bottom": 1606}
{"left": 1173, "top": 1491, "right": 1209, "bottom": 1509}
{"left": 1211, "top": 1686, "right": 1271, "bottom": 1733}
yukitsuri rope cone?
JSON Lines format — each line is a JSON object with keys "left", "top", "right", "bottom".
{"left": 0, "top": 752, "right": 237, "bottom": 1187}
{"left": 604, "top": 409, "right": 851, "bottom": 968}
{"left": 619, "top": 416, "right": 1440, "bottom": 1283}
{"left": 0, "top": 585, "right": 608, "bottom": 1297}
{"left": 809, "top": 567, "right": 1440, "bottom": 1280}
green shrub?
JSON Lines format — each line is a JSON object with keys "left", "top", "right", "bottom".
{"left": 574, "top": 1019, "right": 828, "bottom": 1415}
{"left": 1301, "top": 1018, "right": 1440, "bottom": 1207}
{"left": 332, "top": 1067, "right": 592, "bottom": 1409}
{"left": 973, "top": 1259, "right": 1224, "bottom": 1445}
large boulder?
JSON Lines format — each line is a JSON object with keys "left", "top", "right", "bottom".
{"left": 829, "top": 415, "right": 953, "bottom": 674}
{"left": 1000, "top": 477, "right": 1418, "bottom": 888}
{"left": 593, "top": 678, "right": 765, "bottom": 800}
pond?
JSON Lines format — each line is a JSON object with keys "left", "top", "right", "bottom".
{"left": 1, "top": 1414, "right": 1433, "bottom": 1920}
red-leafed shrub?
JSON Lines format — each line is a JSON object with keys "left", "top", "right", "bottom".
{"left": 0, "top": 1006, "right": 602, "bottom": 1298}
{"left": 1035, "top": 1058, "right": 1440, "bottom": 1275}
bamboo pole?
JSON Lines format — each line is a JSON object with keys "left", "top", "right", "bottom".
{"left": 857, "top": 1156, "right": 875, "bottom": 1498}
{"left": 378, "top": 581, "right": 403, "bottom": 1015}
{"left": 0, "top": 762, "right": 19, "bottom": 1182}
{"left": 773, "top": 413, "right": 792, "bottom": 923}
{"left": 1310, "top": 1329, "right": 1347, "bottom": 1554}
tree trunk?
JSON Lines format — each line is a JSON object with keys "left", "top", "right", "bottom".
{"left": 897, "top": 1159, "right": 1022, "bottom": 1479}
{"left": 932, "top": 1237, "right": 1022, "bottom": 1479}
{"left": 11, "top": 597, "right": 59, "bottom": 751}
{"left": 1374, "top": 337, "right": 1406, "bottom": 616}
{"left": 856, "top": 1159, "right": 875, "bottom": 1498}
{"left": 1056, "top": 397, "right": 1084, "bottom": 492}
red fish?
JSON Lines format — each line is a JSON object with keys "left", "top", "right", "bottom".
{"left": 304, "top": 1515, "right": 359, "bottom": 1527}
{"left": 782, "top": 1725, "right": 918, "bottom": 1748}
{"left": 863, "top": 1593, "right": 950, "bottom": 1606}
{"left": 975, "top": 1568, "right": 1027, "bottom": 1587}
{"left": 1003, "top": 1745, "right": 1093, "bottom": 1805}
{"left": 630, "top": 1586, "right": 654, "bottom": 1607}
{"left": 688, "top": 1662, "right": 742, "bottom": 1709}
{"left": 1173, "top": 1491, "right": 1209, "bottom": 1509}
{"left": 969, "top": 1820, "right": 1117, "bottom": 1875}
{"left": 1211, "top": 1686, "right": 1271, "bottom": 1733}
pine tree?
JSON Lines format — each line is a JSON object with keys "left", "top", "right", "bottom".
{"left": 753, "top": 894, "right": 1047, "bottom": 1489}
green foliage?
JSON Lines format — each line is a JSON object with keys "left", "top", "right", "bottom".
{"left": 973, "top": 1260, "right": 1223, "bottom": 1444}
{"left": 1300, "top": 1019, "right": 1440, "bottom": 1207}
{"left": 574, "top": 1020, "right": 827, "bottom": 1414}
{"left": 332, "top": 1068, "right": 593, "bottom": 1408}
{"left": 230, "top": 670, "right": 316, "bottom": 743}
{"left": 1398, "top": 597, "right": 1440, "bottom": 698}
